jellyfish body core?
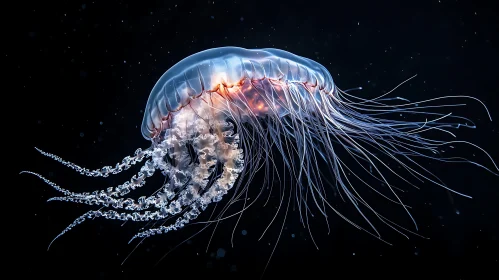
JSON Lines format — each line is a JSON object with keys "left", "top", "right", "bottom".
{"left": 22, "top": 47, "right": 498, "bottom": 261}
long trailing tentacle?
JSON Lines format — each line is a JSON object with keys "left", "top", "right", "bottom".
{"left": 248, "top": 73, "right": 499, "bottom": 245}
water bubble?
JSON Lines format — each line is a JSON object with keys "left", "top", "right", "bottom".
{"left": 216, "top": 248, "right": 226, "bottom": 259}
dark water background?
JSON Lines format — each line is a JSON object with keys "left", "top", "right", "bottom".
{"left": 9, "top": 0, "right": 498, "bottom": 278}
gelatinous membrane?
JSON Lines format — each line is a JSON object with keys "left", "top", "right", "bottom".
{"left": 141, "top": 47, "right": 334, "bottom": 140}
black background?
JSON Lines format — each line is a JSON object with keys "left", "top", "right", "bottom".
{"left": 9, "top": 0, "right": 499, "bottom": 279}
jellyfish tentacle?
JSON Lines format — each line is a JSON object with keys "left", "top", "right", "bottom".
{"left": 19, "top": 170, "right": 75, "bottom": 196}
{"left": 47, "top": 208, "right": 171, "bottom": 250}
{"left": 23, "top": 157, "right": 157, "bottom": 196}
{"left": 34, "top": 147, "right": 152, "bottom": 177}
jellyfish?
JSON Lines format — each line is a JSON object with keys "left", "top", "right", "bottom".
{"left": 21, "top": 47, "right": 498, "bottom": 259}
